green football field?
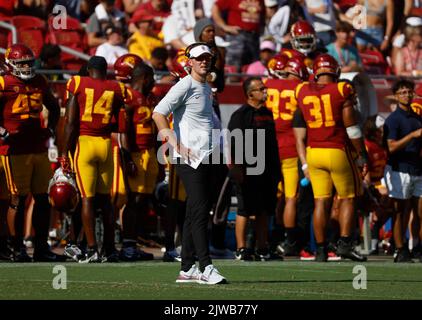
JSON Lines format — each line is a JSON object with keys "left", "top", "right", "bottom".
{"left": 0, "top": 259, "right": 421, "bottom": 300}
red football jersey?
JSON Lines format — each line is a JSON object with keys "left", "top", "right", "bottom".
{"left": 126, "top": 88, "right": 157, "bottom": 152}
{"left": 411, "top": 97, "right": 422, "bottom": 116}
{"left": 296, "top": 81, "right": 353, "bottom": 149}
{"left": 265, "top": 78, "right": 301, "bottom": 159}
{"left": 365, "top": 139, "right": 387, "bottom": 183}
{"left": 66, "top": 76, "right": 126, "bottom": 137}
{"left": 0, "top": 74, "right": 52, "bottom": 155}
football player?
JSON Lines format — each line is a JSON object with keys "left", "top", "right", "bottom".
{"left": 265, "top": 57, "right": 308, "bottom": 257}
{"left": 289, "top": 20, "right": 326, "bottom": 67}
{"left": 0, "top": 44, "right": 64, "bottom": 262}
{"left": 117, "top": 63, "right": 161, "bottom": 261}
{"left": 293, "top": 53, "right": 368, "bottom": 262}
{"left": 61, "top": 56, "right": 128, "bottom": 263}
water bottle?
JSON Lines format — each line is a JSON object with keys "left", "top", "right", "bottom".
{"left": 300, "top": 177, "right": 310, "bottom": 187}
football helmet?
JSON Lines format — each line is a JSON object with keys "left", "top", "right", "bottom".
{"left": 48, "top": 168, "right": 79, "bottom": 213}
{"left": 114, "top": 54, "right": 143, "bottom": 83}
{"left": 285, "top": 57, "right": 309, "bottom": 80}
{"left": 267, "top": 54, "right": 288, "bottom": 79}
{"left": 290, "top": 20, "right": 317, "bottom": 55}
{"left": 313, "top": 54, "right": 340, "bottom": 79}
{"left": 171, "top": 49, "right": 190, "bottom": 79}
{"left": 5, "top": 44, "right": 36, "bottom": 80}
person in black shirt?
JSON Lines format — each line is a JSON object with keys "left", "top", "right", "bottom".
{"left": 228, "top": 77, "right": 281, "bottom": 261}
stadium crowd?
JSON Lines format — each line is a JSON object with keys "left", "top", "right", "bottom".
{"left": 0, "top": 0, "right": 421, "bottom": 284}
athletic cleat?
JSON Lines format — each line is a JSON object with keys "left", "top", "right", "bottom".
{"left": 176, "top": 264, "right": 201, "bottom": 283}
{"left": 103, "top": 250, "right": 120, "bottom": 263}
{"left": 78, "top": 249, "right": 104, "bottom": 263}
{"left": 235, "top": 247, "right": 254, "bottom": 261}
{"left": 327, "top": 250, "right": 341, "bottom": 261}
{"left": 254, "top": 249, "right": 271, "bottom": 261}
{"left": 0, "top": 247, "right": 13, "bottom": 261}
{"left": 327, "top": 243, "right": 341, "bottom": 261}
{"left": 282, "top": 241, "right": 300, "bottom": 256}
{"left": 163, "top": 249, "right": 182, "bottom": 262}
{"left": 336, "top": 239, "right": 367, "bottom": 262}
{"left": 198, "top": 264, "right": 227, "bottom": 285}
{"left": 64, "top": 244, "right": 84, "bottom": 262}
{"left": 315, "top": 246, "right": 328, "bottom": 262}
{"left": 300, "top": 248, "right": 316, "bottom": 261}
{"left": 394, "top": 248, "right": 413, "bottom": 263}
{"left": 13, "top": 248, "right": 32, "bottom": 262}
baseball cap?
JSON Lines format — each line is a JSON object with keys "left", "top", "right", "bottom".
{"left": 188, "top": 44, "right": 212, "bottom": 58}
{"left": 131, "top": 10, "right": 154, "bottom": 24}
{"left": 260, "top": 40, "right": 276, "bottom": 51}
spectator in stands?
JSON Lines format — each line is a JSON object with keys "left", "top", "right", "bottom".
{"left": 53, "top": 0, "right": 96, "bottom": 22}
{"left": 193, "top": 17, "right": 225, "bottom": 93}
{"left": 212, "top": 0, "right": 265, "bottom": 75}
{"left": 128, "top": 10, "right": 164, "bottom": 61}
{"left": 298, "top": 0, "right": 336, "bottom": 46}
{"left": 95, "top": 25, "right": 129, "bottom": 66}
{"left": 246, "top": 39, "right": 276, "bottom": 76}
{"left": 121, "top": 0, "right": 143, "bottom": 15}
{"left": 0, "top": 1, "right": 14, "bottom": 17}
{"left": 86, "top": 0, "right": 126, "bottom": 49}
{"left": 162, "top": 0, "right": 204, "bottom": 50}
{"left": 351, "top": 0, "right": 394, "bottom": 52}
{"left": 266, "top": 0, "right": 291, "bottom": 50}
{"left": 392, "top": 22, "right": 422, "bottom": 76}
{"left": 326, "top": 21, "right": 362, "bottom": 72}
{"left": 14, "top": 0, "right": 50, "bottom": 19}
{"left": 391, "top": 16, "right": 422, "bottom": 63}
{"left": 133, "top": 0, "right": 171, "bottom": 38}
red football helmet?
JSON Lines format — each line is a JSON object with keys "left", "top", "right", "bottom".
{"left": 285, "top": 57, "right": 309, "bottom": 80}
{"left": 171, "top": 49, "right": 190, "bottom": 79}
{"left": 114, "top": 54, "right": 143, "bottom": 83}
{"left": 48, "top": 168, "right": 79, "bottom": 213}
{"left": 5, "top": 44, "right": 36, "bottom": 80}
{"left": 290, "top": 20, "right": 317, "bottom": 55}
{"left": 267, "top": 54, "right": 288, "bottom": 79}
{"left": 313, "top": 54, "right": 340, "bottom": 79}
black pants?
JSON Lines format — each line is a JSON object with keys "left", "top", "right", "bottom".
{"left": 176, "top": 163, "right": 213, "bottom": 272}
{"left": 296, "top": 161, "right": 314, "bottom": 249}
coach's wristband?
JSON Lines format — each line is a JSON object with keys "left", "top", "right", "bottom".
{"left": 301, "top": 163, "right": 308, "bottom": 171}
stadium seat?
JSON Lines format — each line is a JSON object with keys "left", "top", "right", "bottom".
{"left": 359, "top": 49, "right": 392, "bottom": 75}
{"left": 46, "top": 15, "right": 88, "bottom": 71}
{"left": 9, "top": 15, "right": 46, "bottom": 57}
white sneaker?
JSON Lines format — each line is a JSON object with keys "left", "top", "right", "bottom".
{"left": 198, "top": 265, "right": 227, "bottom": 285}
{"left": 176, "top": 264, "right": 201, "bottom": 283}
